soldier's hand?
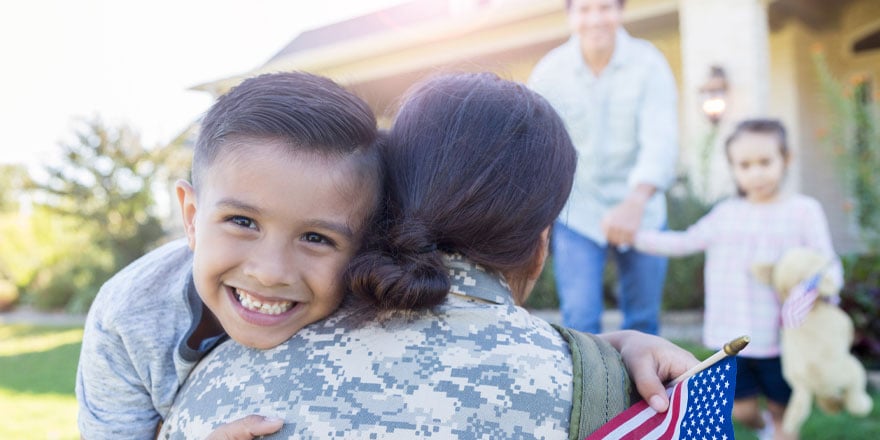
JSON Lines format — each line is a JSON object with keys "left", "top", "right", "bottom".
{"left": 599, "top": 330, "right": 698, "bottom": 413}
{"left": 203, "top": 415, "right": 284, "bottom": 440}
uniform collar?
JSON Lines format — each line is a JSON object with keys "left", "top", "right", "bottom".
{"left": 443, "top": 253, "right": 513, "bottom": 305}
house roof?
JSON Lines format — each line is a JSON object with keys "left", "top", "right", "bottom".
{"left": 190, "top": 0, "right": 568, "bottom": 95}
{"left": 264, "top": 0, "right": 447, "bottom": 65}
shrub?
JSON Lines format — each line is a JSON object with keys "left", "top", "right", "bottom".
{"left": 813, "top": 49, "right": 880, "bottom": 253}
{"left": 25, "top": 255, "right": 112, "bottom": 313}
{"left": 661, "top": 177, "right": 711, "bottom": 310}
{"left": 525, "top": 256, "right": 559, "bottom": 310}
{"left": 840, "top": 253, "right": 880, "bottom": 369}
{"left": 0, "top": 278, "right": 19, "bottom": 311}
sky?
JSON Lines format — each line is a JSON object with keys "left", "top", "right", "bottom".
{"left": 0, "top": 0, "right": 408, "bottom": 168}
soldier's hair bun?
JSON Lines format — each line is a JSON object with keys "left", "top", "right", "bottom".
{"left": 346, "top": 72, "right": 576, "bottom": 311}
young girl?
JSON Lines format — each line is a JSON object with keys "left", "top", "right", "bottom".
{"left": 633, "top": 119, "right": 841, "bottom": 440}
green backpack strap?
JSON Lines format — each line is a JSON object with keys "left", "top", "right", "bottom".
{"left": 552, "top": 324, "right": 635, "bottom": 440}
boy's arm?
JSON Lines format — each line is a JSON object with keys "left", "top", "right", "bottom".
{"left": 76, "top": 307, "right": 161, "bottom": 439}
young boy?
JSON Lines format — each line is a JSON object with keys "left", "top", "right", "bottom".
{"left": 75, "top": 71, "right": 381, "bottom": 439}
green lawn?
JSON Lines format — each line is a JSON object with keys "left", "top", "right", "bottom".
{"left": 0, "top": 324, "right": 82, "bottom": 440}
{"left": 1, "top": 324, "right": 877, "bottom": 439}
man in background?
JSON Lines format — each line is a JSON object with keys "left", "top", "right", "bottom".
{"left": 528, "top": 0, "right": 679, "bottom": 334}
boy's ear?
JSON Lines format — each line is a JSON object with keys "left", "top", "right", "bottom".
{"left": 176, "top": 180, "right": 198, "bottom": 250}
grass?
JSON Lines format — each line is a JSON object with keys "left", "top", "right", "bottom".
{"left": 0, "top": 324, "right": 877, "bottom": 439}
{"left": 0, "top": 324, "right": 82, "bottom": 440}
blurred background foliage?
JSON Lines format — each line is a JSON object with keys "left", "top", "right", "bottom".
{"left": 812, "top": 49, "right": 880, "bottom": 367}
{"left": 0, "top": 117, "right": 190, "bottom": 313}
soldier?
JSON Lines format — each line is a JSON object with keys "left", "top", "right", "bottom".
{"left": 160, "top": 73, "right": 697, "bottom": 440}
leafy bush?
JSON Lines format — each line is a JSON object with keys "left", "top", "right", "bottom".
{"left": 840, "top": 253, "right": 880, "bottom": 369}
{"left": 525, "top": 255, "right": 559, "bottom": 309}
{"left": 814, "top": 49, "right": 880, "bottom": 253}
{"left": 0, "top": 278, "right": 18, "bottom": 311}
{"left": 26, "top": 255, "right": 112, "bottom": 313}
{"left": 661, "top": 178, "right": 711, "bottom": 310}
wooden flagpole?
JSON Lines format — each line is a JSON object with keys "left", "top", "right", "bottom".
{"left": 667, "top": 335, "right": 750, "bottom": 387}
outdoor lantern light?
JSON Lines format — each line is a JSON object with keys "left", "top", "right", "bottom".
{"left": 700, "top": 65, "right": 728, "bottom": 125}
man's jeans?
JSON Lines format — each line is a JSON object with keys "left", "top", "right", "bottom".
{"left": 551, "top": 222, "right": 667, "bottom": 334}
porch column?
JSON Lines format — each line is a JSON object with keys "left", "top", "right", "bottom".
{"left": 679, "top": 0, "right": 771, "bottom": 199}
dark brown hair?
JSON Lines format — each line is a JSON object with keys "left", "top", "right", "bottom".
{"left": 346, "top": 73, "right": 577, "bottom": 311}
{"left": 192, "top": 71, "right": 378, "bottom": 190}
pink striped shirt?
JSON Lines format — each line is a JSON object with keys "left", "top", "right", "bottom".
{"left": 635, "top": 194, "right": 840, "bottom": 357}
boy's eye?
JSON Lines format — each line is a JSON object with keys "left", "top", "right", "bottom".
{"left": 227, "top": 215, "right": 257, "bottom": 229}
{"left": 302, "top": 232, "right": 334, "bottom": 246}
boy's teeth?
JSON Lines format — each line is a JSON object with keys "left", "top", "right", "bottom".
{"left": 234, "top": 288, "right": 294, "bottom": 315}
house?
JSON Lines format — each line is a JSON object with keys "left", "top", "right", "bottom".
{"left": 195, "top": 0, "right": 880, "bottom": 253}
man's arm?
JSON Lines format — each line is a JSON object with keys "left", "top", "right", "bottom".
{"left": 604, "top": 49, "right": 679, "bottom": 245}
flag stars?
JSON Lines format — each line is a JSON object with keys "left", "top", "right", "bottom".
{"left": 598, "top": 357, "right": 735, "bottom": 439}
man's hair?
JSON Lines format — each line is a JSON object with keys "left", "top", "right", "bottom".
{"left": 347, "top": 72, "right": 577, "bottom": 311}
{"left": 565, "top": 0, "right": 626, "bottom": 10}
{"left": 192, "top": 71, "right": 378, "bottom": 188}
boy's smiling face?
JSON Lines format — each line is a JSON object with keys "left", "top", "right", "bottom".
{"left": 177, "top": 138, "right": 377, "bottom": 349}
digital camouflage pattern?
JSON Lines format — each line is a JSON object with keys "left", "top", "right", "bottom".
{"left": 159, "top": 255, "right": 574, "bottom": 439}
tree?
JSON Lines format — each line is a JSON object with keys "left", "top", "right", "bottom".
{"left": 0, "top": 164, "right": 28, "bottom": 212}
{"left": 21, "top": 117, "right": 186, "bottom": 311}
{"left": 29, "top": 117, "right": 173, "bottom": 267}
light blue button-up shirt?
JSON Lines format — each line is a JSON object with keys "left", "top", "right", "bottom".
{"left": 528, "top": 29, "right": 678, "bottom": 245}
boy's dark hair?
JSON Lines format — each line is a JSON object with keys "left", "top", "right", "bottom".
{"left": 347, "top": 73, "right": 577, "bottom": 311}
{"left": 566, "top": 0, "right": 626, "bottom": 10}
{"left": 724, "top": 118, "right": 789, "bottom": 197}
{"left": 192, "top": 71, "right": 378, "bottom": 188}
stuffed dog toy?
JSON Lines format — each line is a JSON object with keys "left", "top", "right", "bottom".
{"left": 752, "top": 247, "right": 873, "bottom": 435}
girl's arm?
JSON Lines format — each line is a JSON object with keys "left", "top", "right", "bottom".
{"left": 634, "top": 208, "right": 716, "bottom": 257}
{"left": 801, "top": 198, "right": 844, "bottom": 285}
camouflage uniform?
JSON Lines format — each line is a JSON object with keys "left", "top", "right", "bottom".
{"left": 159, "top": 254, "right": 574, "bottom": 439}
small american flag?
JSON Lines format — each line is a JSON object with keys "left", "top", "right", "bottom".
{"left": 587, "top": 356, "right": 737, "bottom": 440}
{"left": 780, "top": 273, "right": 821, "bottom": 328}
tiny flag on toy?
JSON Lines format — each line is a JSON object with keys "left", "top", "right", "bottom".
{"left": 780, "top": 273, "right": 821, "bottom": 328}
{"left": 587, "top": 336, "right": 748, "bottom": 440}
